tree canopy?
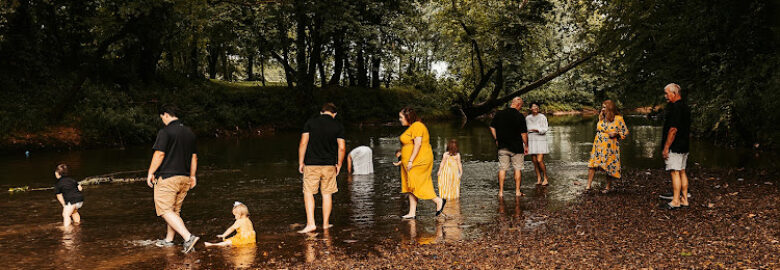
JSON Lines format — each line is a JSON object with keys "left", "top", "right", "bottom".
{"left": 0, "top": 0, "right": 778, "bottom": 146}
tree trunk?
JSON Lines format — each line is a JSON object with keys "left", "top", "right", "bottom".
{"left": 328, "top": 31, "right": 344, "bottom": 85}
{"left": 370, "top": 55, "right": 381, "bottom": 89}
{"left": 222, "top": 50, "right": 231, "bottom": 81}
{"left": 345, "top": 49, "right": 356, "bottom": 86}
{"left": 356, "top": 44, "right": 368, "bottom": 87}
{"left": 188, "top": 37, "right": 202, "bottom": 79}
{"left": 206, "top": 45, "right": 219, "bottom": 79}
{"left": 246, "top": 51, "right": 255, "bottom": 81}
{"left": 457, "top": 53, "right": 595, "bottom": 119}
{"left": 260, "top": 55, "right": 266, "bottom": 86}
{"left": 317, "top": 56, "right": 326, "bottom": 87}
{"left": 294, "top": 0, "right": 312, "bottom": 97}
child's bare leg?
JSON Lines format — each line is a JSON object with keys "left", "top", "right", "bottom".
{"left": 204, "top": 240, "right": 232, "bottom": 247}
{"left": 62, "top": 205, "right": 75, "bottom": 227}
{"left": 71, "top": 209, "right": 81, "bottom": 224}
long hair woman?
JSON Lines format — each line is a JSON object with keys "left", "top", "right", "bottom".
{"left": 586, "top": 100, "right": 629, "bottom": 193}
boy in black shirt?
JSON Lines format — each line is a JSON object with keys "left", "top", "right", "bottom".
{"left": 54, "top": 164, "right": 83, "bottom": 227}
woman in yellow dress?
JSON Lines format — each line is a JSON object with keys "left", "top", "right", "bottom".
{"left": 205, "top": 202, "right": 256, "bottom": 247}
{"left": 398, "top": 107, "right": 446, "bottom": 219}
{"left": 586, "top": 100, "right": 629, "bottom": 193}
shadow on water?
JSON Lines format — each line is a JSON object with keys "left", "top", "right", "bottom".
{"left": 0, "top": 115, "right": 776, "bottom": 268}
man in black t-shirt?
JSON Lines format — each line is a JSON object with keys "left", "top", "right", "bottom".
{"left": 490, "top": 97, "right": 529, "bottom": 197}
{"left": 660, "top": 83, "right": 692, "bottom": 210}
{"left": 145, "top": 105, "right": 200, "bottom": 252}
{"left": 297, "top": 103, "right": 346, "bottom": 234}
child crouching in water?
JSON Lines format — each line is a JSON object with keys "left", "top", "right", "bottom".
{"left": 54, "top": 164, "right": 84, "bottom": 227}
{"left": 205, "top": 202, "right": 256, "bottom": 247}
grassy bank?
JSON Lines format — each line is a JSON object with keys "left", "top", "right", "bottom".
{"left": 1, "top": 79, "right": 451, "bottom": 151}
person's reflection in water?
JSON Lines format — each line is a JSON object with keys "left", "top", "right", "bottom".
{"left": 513, "top": 196, "right": 524, "bottom": 220}
{"left": 349, "top": 174, "right": 375, "bottom": 227}
{"left": 439, "top": 199, "right": 463, "bottom": 241}
{"left": 535, "top": 184, "right": 549, "bottom": 199}
{"left": 225, "top": 246, "right": 257, "bottom": 269}
{"left": 403, "top": 219, "right": 438, "bottom": 245}
{"left": 303, "top": 231, "right": 330, "bottom": 263}
{"left": 56, "top": 225, "right": 81, "bottom": 267}
{"left": 60, "top": 225, "right": 80, "bottom": 249}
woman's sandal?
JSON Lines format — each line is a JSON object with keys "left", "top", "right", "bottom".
{"left": 435, "top": 199, "right": 448, "bottom": 217}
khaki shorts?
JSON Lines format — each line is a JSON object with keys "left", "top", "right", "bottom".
{"left": 498, "top": 149, "right": 524, "bottom": 171}
{"left": 153, "top": 176, "right": 191, "bottom": 216}
{"left": 303, "top": 166, "right": 339, "bottom": 195}
{"left": 665, "top": 152, "right": 689, "bottom": 171}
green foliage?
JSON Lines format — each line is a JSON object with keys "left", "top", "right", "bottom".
{"left": 61, "top": 78, "right": 448, "bottom": 147}
{"left": 579, "top": 0, "right": 780, "bottom": 146}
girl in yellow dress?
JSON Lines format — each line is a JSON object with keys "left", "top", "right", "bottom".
{"left": 586, "top": 100, "right": 629, "bottom": 193}
{"left": 398, "top": 107, "right": 446, "bottom": 219}
{"left": 205, "top": 202, "right": 256, "bottom": 247}
{"left": 437, "top": 139, "right": 463, "bottom": 200}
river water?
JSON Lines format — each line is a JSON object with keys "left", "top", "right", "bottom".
{"left": 0, "top": 115, "right": 773, "bottom": 269}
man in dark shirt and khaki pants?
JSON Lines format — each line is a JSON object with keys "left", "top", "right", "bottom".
{"left": 146, "top": 105, "right": 200, "bottom": 252}
{"left": 490, "top": 97, "right": 529, "bottom": 197}
{"left": 297, "top": 103, "right": 346, "bottom": 234}
{"left": 661, "top": 83, "right": 692, "bottom": 210}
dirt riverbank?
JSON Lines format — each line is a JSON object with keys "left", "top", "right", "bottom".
{"left": 262, "top": 167, "right": 779, "bottom": 269}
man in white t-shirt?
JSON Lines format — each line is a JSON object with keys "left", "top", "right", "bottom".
{"left": 347, "top": 146, "right": 374, "bottom": 175}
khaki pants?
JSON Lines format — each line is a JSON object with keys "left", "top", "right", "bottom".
{"left": 498, "top": 149, "right": 524, "bottom": 171}
{"left": 153, "top": 176, "right": 190, "bottom": 216}
{"left": 303, "top": 166, "right": 339, "bottom": 195}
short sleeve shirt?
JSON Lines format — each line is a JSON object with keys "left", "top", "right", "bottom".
{"left": 302, "top": 114, "right": 345, "bottom": 165}
{"left": 490, "top": 108, "right": 528, "bottom": 153}
{"left": 152, "top": 120, "right": 198, "bottom": 178}
{"left": 54, "top": 177, "right": 84, "bottom": 204}
{"left": 662, "top": 101, "right": 691, "bottom": 153}
{"left": 349, "top": 146, "right": 374, "bottom": 175}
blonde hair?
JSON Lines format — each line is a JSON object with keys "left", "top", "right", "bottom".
{"left": 233, "top": 204, "right": 249, "bottom": 217}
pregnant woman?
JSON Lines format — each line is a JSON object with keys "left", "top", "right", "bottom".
{"left": 398, "top": 107, "right": 446, "bottom": 219}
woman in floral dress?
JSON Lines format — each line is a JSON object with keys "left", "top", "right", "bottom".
{"left": 586, "top": 100, "right": 629, "bottom": 193}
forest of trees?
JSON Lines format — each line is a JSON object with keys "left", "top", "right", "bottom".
{"left": 0, "top": 0, "right": 778, "bottom": 147}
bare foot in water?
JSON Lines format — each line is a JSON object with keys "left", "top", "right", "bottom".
{"left": 401, "top": 214, "right": 416, "bottom": 219}
{"left": 297, "top": 225, "right": 316, "bottom": 234}
{"left": 323, "top": 224, "right": 334, "bottom": 230}
{"left": 516, "top": 191, "right": 524, "bottom": 196}
{"left": 536, "top": 178, "right": 542, "bottom": 185}
{"left": 542, "top": 178, "right": 549, "bottom": 186}
{"left": 498, "top": 191, "right": 504, "bottom": 197}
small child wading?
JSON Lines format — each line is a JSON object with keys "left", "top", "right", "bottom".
{"left": 437, "top": 139, "right": 463, "bottom": 200}
{"left": 205, "top": 202, "right": 256, "bottom": 247}
{"left": 54, "top": 164, "right": 84, "bottom": 227}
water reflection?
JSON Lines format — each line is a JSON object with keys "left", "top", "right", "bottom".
{"left": 348, "top": 174, "right": 375, "bottom": 227}
{"left": 223, "top": 246, "right": 257, "bottom": 269}
{"left": 439, "top": 199, "right": 463, "bottom": 242}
